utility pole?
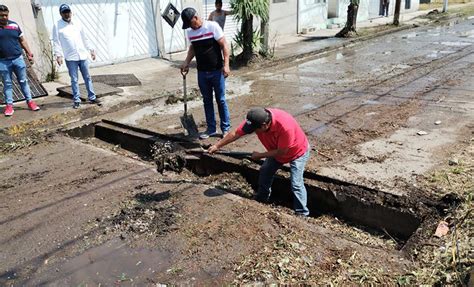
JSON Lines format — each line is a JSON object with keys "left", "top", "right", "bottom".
{"left": 393, "top": 0, "right": 401, "bottom": 26}
{"left": 443, "top": 0, "right": 448, "bottom": 12}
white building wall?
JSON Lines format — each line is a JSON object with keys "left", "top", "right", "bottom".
{"left": 40, "top": 0, "right": 159, "bottom": 70}
{"left": 269, "top": 0, "right": 298, "bottom": 38}
{"left": 3, "top": 0, "right": 51, "bottom": 79}
{"left": 338, "top": 0, "right": 370, "bottom": 21}
{"left": 334, "top": 0, "right": 419, "bottom": 21}
{"left": 299, "top": 0, "right": 328, "bottom": 32}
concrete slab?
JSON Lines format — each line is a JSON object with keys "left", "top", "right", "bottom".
{"left": 91, "top": 74, "right": 142, "bottom": 87}
{"left": 56, "top": 82, "right": 123, "bottom": 100}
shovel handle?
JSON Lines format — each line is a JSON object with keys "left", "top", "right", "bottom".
{"left": 182, "top": 73, "right": 187, "bottom": 115}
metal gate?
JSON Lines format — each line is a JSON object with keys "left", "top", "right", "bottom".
{"left": 40, "top": 0, "right": 159, "bottom": 67}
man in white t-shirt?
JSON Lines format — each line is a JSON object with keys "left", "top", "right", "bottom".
{"left": 180, "top": 7, "right": 231, "bottom": 139}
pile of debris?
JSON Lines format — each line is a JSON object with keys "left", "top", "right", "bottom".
{"left": 106, "top": 191, "right": 181, "bottom": 239}
{"left": 151, "top": 141, "right": 187, "bottom": 173}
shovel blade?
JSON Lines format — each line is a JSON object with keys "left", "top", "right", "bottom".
{"left": 180, "top": 113, "right": 199, "bottom": 138}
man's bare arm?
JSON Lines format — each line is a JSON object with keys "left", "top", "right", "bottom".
{"left": 19, "top": 36, "right": 34, "bottom": 64}
{"left": 181, "top": 44, "right": 195, "bottom": 73}
{"left": 216, "top": 37, "right": 229, "bottom": 77}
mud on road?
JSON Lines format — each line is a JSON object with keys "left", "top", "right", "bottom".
{"left": 1, "top": 16, "right": 473, "bottom": 286}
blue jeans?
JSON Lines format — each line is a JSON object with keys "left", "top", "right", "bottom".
{"left": 197, "top": 70, "right": 231, "bottom": 133}
{"left": 65, "top": 60, "right": 96, "bottom": 103}
{"left": 0, "top": 56, "right": 32, "bottom": 105}
{"left": 257, "top": 147, "right": 311, "bottom": 216}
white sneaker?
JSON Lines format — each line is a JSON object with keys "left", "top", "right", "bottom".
{"left": 199, "top": 131, "right": 219, "bottom": 139}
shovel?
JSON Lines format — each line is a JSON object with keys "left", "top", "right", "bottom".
{"left": 180, "top": 71, "right": 199, "bottom": 138}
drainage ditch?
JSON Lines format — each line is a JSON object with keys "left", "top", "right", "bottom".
{"left": 65, "top": 119, "right": 459, "bottom": 248}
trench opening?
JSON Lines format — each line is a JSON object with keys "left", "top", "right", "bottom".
{"left": 65, "top": 120, "right": 454, "bottom": 246}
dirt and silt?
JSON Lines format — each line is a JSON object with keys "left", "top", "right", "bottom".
{"left": 1, "top": 18, "right": 473, "bottom": 285}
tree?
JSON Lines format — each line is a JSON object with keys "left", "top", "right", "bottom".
{"left": 393, "top": 0, "right": 401, "bottom": 25}
{"left": 335, "top": 0, "right": 360, "bottom": 38}
{"left": 230, "top": 0, "right": 269, "bottom": 63}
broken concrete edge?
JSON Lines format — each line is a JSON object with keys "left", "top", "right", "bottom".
{"left": 197, "top": 154, "right": 463, "bottom": 256}
{"left": 188, "top": 153, "right": 460, "bottom": 249}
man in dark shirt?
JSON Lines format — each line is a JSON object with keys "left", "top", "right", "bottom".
{"left": 180, "top": 7, "right": 231, "bottom": 139}
{"left": 0, "top": 4, "right": 40, "bottom": 116}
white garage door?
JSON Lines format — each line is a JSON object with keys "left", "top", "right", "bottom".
{"left": 369, "top": 0, "right": 382, "bottom": 18}
{"left": 41, "top": 0, "right": 159, "bottom": 67}
{"left": 160, "top": 0, "right": 186, "bottom": 54}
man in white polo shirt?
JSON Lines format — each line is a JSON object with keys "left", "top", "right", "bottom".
{"left": 52, "top": 3, "right": 101, "bottom": 109}
{"left": 180, "top": 7, "right": 231, "bottom": 139}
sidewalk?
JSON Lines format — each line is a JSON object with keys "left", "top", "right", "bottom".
{"left": 1, "top": 3, "right": 472, "bottom": 134}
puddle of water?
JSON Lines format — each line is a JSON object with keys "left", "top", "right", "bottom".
{"left": 402, "top": 33, "right": 417, "bottom": 39}
{"left": 308, "top": 124, "right": 328, "bottom": 136}
{"left": 35, "top": 239, "right": 173, "bottom": 285}
{"left": 458, "top": 30, "right": 474, "bottom": 38}
{"left": 393, "top": 64, "right": 411, "bottom": 70}
{"left": 439, "top": 50, "right": 456, "bottom": 54}
{"left": 1, "top": 270, "right": 17, "bottom": 281}
{"left": 309, "top": 57, "right": 329, "bottom": 64}
{"left": 118, "top": 79, "right": 252, "bottom": 124}
{"left": 427, "top": 28, "right": 441, "bottom": 33}
{"left": 121, "top": 106, "right": 157, "bottom": 125}
{"left": 426, "top": 51, "right": 439, "bottom": 58}
{"left": 363, "top": 99, "right": 380, "bottom": 105}
{"left": 302, "top": 103, "right": 320, "bottom": 111}
{"left": 440, "top": 41, "right": 471, "bottom": 47}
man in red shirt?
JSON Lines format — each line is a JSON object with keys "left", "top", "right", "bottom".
{"left": 208, "top": 107, "right": 311, "bottom": 216}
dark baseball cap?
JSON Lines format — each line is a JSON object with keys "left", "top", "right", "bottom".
{"left": 181, "top": 7, "right": 196, "bottom": 29}
{"left": 59, "top": 4, "right": 71, "bottom": 13}
{"left": 242, "top": 108, "right": 271, "bottom": 134}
